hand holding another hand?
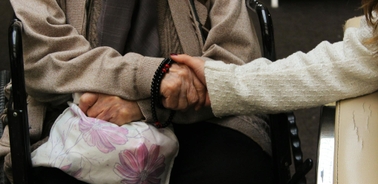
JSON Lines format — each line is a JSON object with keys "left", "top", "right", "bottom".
{"left": 160, "top": 54, "right": 210, "bottom": 111}
{"left": 170, "top": 54, "right": 206, "bottom": 86}
{"left": 160, "top": 63, "right": 207, "bottom": 111}
{"left": 79, "top": 93, "right": 143, "bottom": 126}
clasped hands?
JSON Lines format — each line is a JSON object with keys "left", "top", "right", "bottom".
{"left": 160, "top": 54, "right": 208, "bottom": 111}
{"left": 78, "top": 54, "right": 207, "bottom": 126}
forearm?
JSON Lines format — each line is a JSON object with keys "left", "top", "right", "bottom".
{"left": 24, "top": 48, "right": 161, "bottom": 102}
{"left": 12, "top": 0, "right": 161, "bottom": 104}
{"left": 206, "top": 40, "right": 378, "bottom": 116}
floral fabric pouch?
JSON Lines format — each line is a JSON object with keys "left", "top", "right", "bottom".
{"left": 31, "top": 102, "right": 179, "bottom": 184}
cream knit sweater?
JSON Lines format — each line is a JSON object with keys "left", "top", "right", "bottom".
{"left": 206, "top": 17, "right": 378, "bottom": 117}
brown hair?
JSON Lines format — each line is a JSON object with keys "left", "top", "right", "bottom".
{"left": 362, "top": 0, "right": 378, "bottom": 44}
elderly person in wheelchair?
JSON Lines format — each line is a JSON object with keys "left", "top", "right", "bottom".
{"left": 1, "top": 0, "right": 289, "bottom": 184}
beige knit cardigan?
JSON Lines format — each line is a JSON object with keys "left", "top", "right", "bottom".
{"left": 3, "top": 0, "right": 272, "bottom": 158}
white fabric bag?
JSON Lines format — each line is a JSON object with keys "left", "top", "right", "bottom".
{"left": 31, "top": 102, "right": 179, "bottom": 184}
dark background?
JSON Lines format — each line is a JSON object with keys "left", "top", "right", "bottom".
{"left": 0, "top": 0, "right": 363, "bottom": 183}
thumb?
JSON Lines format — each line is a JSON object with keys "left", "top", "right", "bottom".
{"left": 79, "top": 93, "right": 99, "bottom": 113}
{"left": 170, "top": 54, "right": 198, "bottom": 69}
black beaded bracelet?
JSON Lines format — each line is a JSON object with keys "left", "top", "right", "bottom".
{"left": 151, "top": 58, "right": 176, "bottom": 128}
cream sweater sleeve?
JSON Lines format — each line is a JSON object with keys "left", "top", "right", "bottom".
{"left": 205, "top": 19, "right": 378, "bottom": 117}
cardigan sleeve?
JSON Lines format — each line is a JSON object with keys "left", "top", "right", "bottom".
{"left": 10, "top": 0, "right": 161, "bottom": 105}
{"left": 205, "top": 23, "right": 378, "bottom": 117}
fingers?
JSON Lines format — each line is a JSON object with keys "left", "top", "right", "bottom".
{"left": 161, "top": 64, "right": 191, "bottom": 110}
{"left": 192, "top": 73, "right": 207, "bottom": 111}
{"left": 160, "top": 63, "right": 207, "bottom": 111}
{"left": 79, "top": 93, "right": 143, "bottom": 126}
{"left": 183, "top": 70, "right": 201, "bottom": 110}
{"left": 79, "top": 92, "right": 99, "bottom": 113}
{"left": 170, "top": 54, "right": 206, "bottom": 85}
{"left": 170, "top": 54, "right": 197, "bottom": 69}
{"left": 94, "top": 105, "right": 134, "bottom": 126}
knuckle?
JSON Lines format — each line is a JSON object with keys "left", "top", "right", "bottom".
{"left": 79, "top": 96, "right": 90, "bottom": 104}
{"left": 163, "top": 100, "right": 175, "bottom": 109}
{"left": 109, "top": 95, "right": 121, "bottom": 102}
{"left": 118, "top": 108, "right": 130, "bottom": 118}
{"left": 189, "top": 96, "right": 199, "bottom": 106}
{"left": 164, "top": 80, "right": 181, "bottom": 92}
{"left": 176, "top": 67, "right": 190, "bottom": 77}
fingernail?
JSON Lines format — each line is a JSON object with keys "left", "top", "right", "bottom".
{"left": 170, "top": 53, "right": 178, "bottom": 56}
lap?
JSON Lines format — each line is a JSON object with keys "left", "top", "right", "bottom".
{"left": 170, "top": 122, "right": 273, "bottom": 184}
{"left": 32, "top": 167, "right": 88, "bottom": 184}
{"left": 27, "top": 121, "right": 273, "bottom": 184}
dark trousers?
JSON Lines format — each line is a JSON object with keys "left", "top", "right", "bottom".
{"left": 170, "top": 122, "right": 273, "bottom": 184}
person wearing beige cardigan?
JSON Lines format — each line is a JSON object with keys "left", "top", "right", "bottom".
{"left": 3, "top": 0, "right": 274, "bottom": 183}
{"left": 162, "top": 1, "right": 378, "bottom": 118}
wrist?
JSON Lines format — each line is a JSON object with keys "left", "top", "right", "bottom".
{"left": 150, "top": 58, "right": 176, "bottom": 128}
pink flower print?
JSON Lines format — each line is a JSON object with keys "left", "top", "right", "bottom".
{"left": 115, "top": 144, "right": 166, "bottom": 184}
{"left": 78, "top": 115, "right": 129, "bottom": 153}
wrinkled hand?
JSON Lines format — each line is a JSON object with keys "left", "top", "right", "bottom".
{"left": 79, "top": 92, "right": 143, "bottom": 126}
{"left": 168, "top": 54, "right": 210, "bottom": 107}
{"left": 170, "top": 54, "right": 206, "bottom": 86}
{"left": 160, "top": 62, "right": 207, "bottom": 111}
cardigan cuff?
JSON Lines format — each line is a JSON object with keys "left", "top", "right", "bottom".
{"left": 204, "top": 60, "right": 241, "bottom": 117}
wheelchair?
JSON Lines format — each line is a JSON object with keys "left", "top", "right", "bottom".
{"left": 0, "top": 0, "right": 313, "bottom": 183}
